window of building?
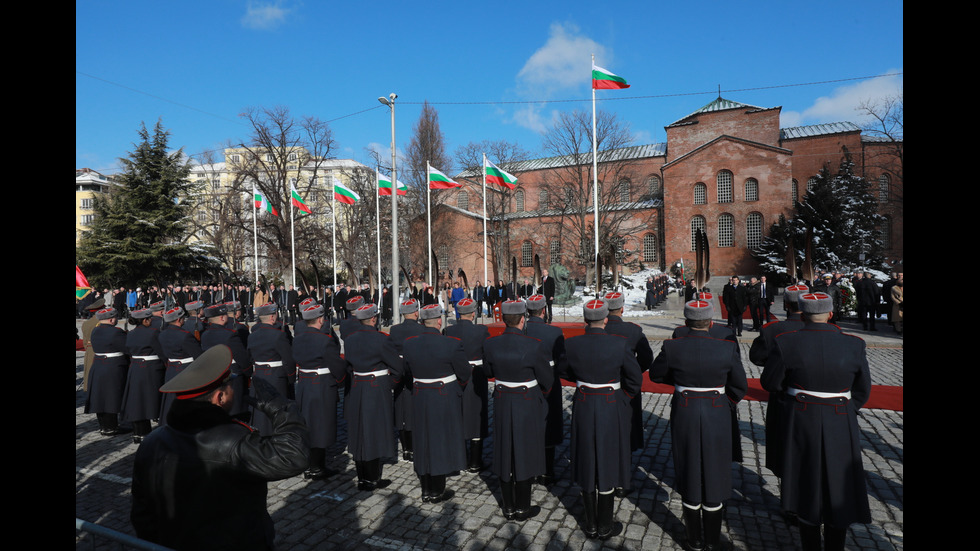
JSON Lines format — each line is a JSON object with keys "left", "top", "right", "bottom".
{"left": 550, "top": 239, "right": 561, "bottom": 265}
{"left": 515, "top": 189, "right": 525, "bottom": 212}
{"left": 539, "top": 190, "right": 549, "bottom": 210}
{"left": 521, "top": 241, "right": 533, "bottom": 267}
{"left": 230, "top": 154, "right": 240, "bottom": 163}
{"left": 438, "top": 244, "right": 449, "bottom": 271}
{"left": 647, "top": 175, "right": 662, "bottom": 197}
{"left": 643, "top": 233, "right": 657, "bottom": 263}
{"left": 792, "top": 179, "right": 799, "bottom": 203}
{"left": 878, "top": 174, "right": 890, "bottom": 203}
{"left": 694, "top": 183, "right": 707, "bottom": 205}
{"left": 806, "top": 177, "right": 817, "bottom": 194}
{"left": 746, "top": 213, "right": 763, "bottom": 250}
{"left": 745, "top": 178, "right": 759, "bottom": 201}
{"left": 80, "top": 198, "right": 93, "bottom": 209}
{"left": 718, "top": 213, "right": 734, "bottom": 247}
{"left": 618, "top": 179, "right": 631, "bottom": 202}
{"left": 81, "top": 214, "right": 94, "bottom": 225}
{"left": 690, "top": 216, "right": 706, "bottom": 251}
{"left": 288, "top": 152, "right": 298, "bottom": 161}
{"left": 457, "top": 190, "right": 469, "bottom": 210}
{"left": 717, "top": 171, "right": 733, "bottom": 203}
{"left": 880, "top": 216, "right": 891, "bottom": 249}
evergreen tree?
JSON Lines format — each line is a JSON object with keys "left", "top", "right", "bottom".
{"left": 77, "top": 120, "right": 216, "bottom": 288}
{"left": 754, "top": 150, "right": 885, "bottom": 283}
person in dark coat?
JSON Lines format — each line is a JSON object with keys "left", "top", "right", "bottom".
{"left": 722, "top": 276, "right": 748, "bottom": 336}
{"left": 812, "top": 274, "right": 842, "bottom": 323}
{"left": 344, "top": 303, "right": 404, "bottom": 491}
{"left": 130, "top": 345, "right": 309, "bottom": 551}
{"left": 484, "top": 299, "right": 554, "bottom": 521}
{"left": 746, "top": 277, "right": 762, "bottom": 331}
{"left": 671, "top": 293, "right": 737, "bottom": 342}
{"left": 444, "top": 298, "right": 491, "bottom": 473}
{"left": 201, "top": 304, "right": 252, "bottom": 420}
{"left": 121, "top": 308, "right": 165, "bottom": 443}
{"left": 755, "top": 275, "right": 774, "bottom": 325}
{"left": 524, "top": 294, "right": 566, "bottom": 485}
{"left": 761, "top": 292, "right": 872, "bottom": 551}
{"left": 224, "top": 301, "right": 250, "bottom": 348}
{"left": 651, "top": 299, "right": 748, "bottom": 551}
{"left": 339, "top": 295, "right": 366, "bottom": 341}
{"left": 538, "top": 270, "right": 557, "bottom": 323}
{"left": 86, "top": 307, "right": 130, "bottom": 436}
{"left": 563, "top": 299, "right": 643, "bottom": 540}
{"left": 401, "top": 304, "right": 471, "bottom": 503}
{"left": 247, "top": 303, "right": 296, "bottom": 435}
{"left": 293, "top": 303, "right": 348, "bottom": 480}
{"left": 389, "top": 298, "right": 424, "bottom": 461}
{"left": 749, "top": 284, "right": 808, "bottom": 481}
{"left": 854, "top": 272, "right": 880, "bottom": 330}
{"left": 158, "top": 306, "right": 203, "bottom": 426}
{"left": 333, "top": 284, "right": 349, "bottom": 321}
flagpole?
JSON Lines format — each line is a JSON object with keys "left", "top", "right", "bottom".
{"left": 482, "top": 153, "right": 488, "bottom": 286}
{"left": 332, "top": 177, "right": 337, "bottom": 291}
{"left": 290, "top": 184, "right": 296, "bottom": 290}
{"left": 591, "top": 53, "right": 601, "bottom": 297}
{"left": 376, "top": 168, "right": 382, "bottom": 302}
{"left": 426, "top": 161, "right": 433, "bottom": 288}
{"left": 252, "top": 185, "right": 259, "bottom": 286}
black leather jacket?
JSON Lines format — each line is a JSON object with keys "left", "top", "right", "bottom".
{"left": 131, "top": 392, "right": 309, "bottom": 550}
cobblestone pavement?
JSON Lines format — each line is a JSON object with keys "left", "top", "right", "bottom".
{"left": 76, "top": 300, "right": 903, "bottom": 550}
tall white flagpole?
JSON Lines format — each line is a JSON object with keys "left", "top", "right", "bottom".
{"left": 252, "top": 185, "right": 259, "bottom": 285}
{"left": 376, "top": 168, "right": 382, "bottom": 300}
{"left": 290, "top": 183, "right": 296, "bottom": 290}
{"left": 482, "top": 153, "right": 488, "bottom": 286}
{"left": 426, "top": 161, "right": 433, "bottom": 287}
{"left": 332, "top": 177, "right": 337, "bottom": 290}
{"left": 591, "top": 53, "right": 601, "bottom": 296}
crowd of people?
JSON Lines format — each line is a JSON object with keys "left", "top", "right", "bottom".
{"left": 79, "top": 272, "right": 876, "bottom": 550}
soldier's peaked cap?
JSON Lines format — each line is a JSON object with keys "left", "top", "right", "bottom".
{"left": 159, "top": 344, "right": 234, "bottom": 400}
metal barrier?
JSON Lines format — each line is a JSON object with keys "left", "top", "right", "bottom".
{"left": 75, "top": 518, "right": 173, "bottom": 551}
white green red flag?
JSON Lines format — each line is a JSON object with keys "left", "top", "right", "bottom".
{"left": 254, "top": 187, "right": 280, "bottom": 216}
{"left": 290, "top": 184, "right": 312, "bottom": 214}
{"left": 76, "top": 265, "right": 92, "bottom": 300}
{"left": 428, "top": 166, "right": 461, "bottom": 189}
{"left": 592, "top": 63, "right": 630, "bottom": 90}
{"left": 333, "top": 178, "right": 360, "bottom": 204}
{"left": 485, "top": 160, "right": 518, "bottom": 190}
{"left": 378, "top": 171, "right": 407, "bottom": 196}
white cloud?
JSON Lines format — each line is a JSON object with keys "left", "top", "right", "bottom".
{"left": 241, "top": 1, "right": 292, "bottom": 30}
{"left": 781, "top": 69, "right": 903, "bottom": 127}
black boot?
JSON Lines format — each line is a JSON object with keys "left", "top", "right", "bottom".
{"left": 428, "top": 475, "right": 452, "bottom": 503}
{"left": 581, "top": 490, "right": 598, "bottom": 539}
{"left": 419, "top": 474, "right": 431, "bottom": 502}
{"left": 305, "top": 448, "right": 335, "bottom": 480}
{"left": 500, "top": 479, "right": 516, "bottom": 520}
{"left": 597, "top": 491, "right": 619, "bottom": 540}
{"left": 823, "top": 524, "right": 846, "bottom": 551}
{"left": 799, "top": 522, "right": 821, "bottom": 551}
{"left": 682, "top": 504, "right": 704, "bottom": 551}
{"left": 702, "top": 504, "right": 724, "bottom": 550}
{"left": 401, "top": 431, "right": 414, "bottom": 462}
{"left": 538, "top": 446, "right": 555, "bottom": 486}
{"left": 467, "top": 439, "right": 485, "bottom": 473}
{"left": 514, "top": 479, "right": 539, "bottom": 520}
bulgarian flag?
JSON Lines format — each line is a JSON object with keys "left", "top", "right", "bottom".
{"left": 254, "top": 187, "right": 280, "bottom": 216}
{"left": 76, "top": 265, "right": 92, "bottom": 300}
{"left": 485, "top": 160, "right": 518, "bottom": 190}
{"left": 291, "top": 184, "right": 312, "bottom": 214}
{"left": 428, "top": 165, "right": 461, "bottom": 189}
{"left": 378, "top": 171, "right": 407, "bottom": 196}
{"left": 592, "top": 63, "right": 630, "bottom": 90}
{"left": 333, "top": 177, "right": 360, "bottom": 204}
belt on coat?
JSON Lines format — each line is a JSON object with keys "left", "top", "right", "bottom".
{"left": 786, "top": 387, "right": 851, "bottom": 402}
{"left": 96, "top": 352, "right": 124, "bottom": 358}
{"left": 255, "top": 360, "right": 283, "bottom": 367}
{"left": 495, "top": 379, "right": 538, "bottom": 389}
{"left": 299, "top": 367, "right": 331, "bottom": 375}
{"left": 577, "top": 381, "right": 621, "bottom": 390}
{"left": 468, "top": 359, "right": 483, "bottom": 366}
{"left": 674, "top": 385, "right": 725, "bottom": 396}
{"left": 132, "top": 355, "right": 160, "bottom": 361}
{"left": 354, "top": 369, "right": 389, "bottom": 377}
{"left": 414, "top": 374, "right": 457, "bottom": 384}
{"left": 168, "top": 357, "right": 194, "bottom": 364}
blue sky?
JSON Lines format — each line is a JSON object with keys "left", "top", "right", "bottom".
{"left": 76, "top": 1, "right": 903, "bottom": 175}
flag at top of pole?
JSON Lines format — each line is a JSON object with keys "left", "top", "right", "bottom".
{"left": 592, "top": 63, "right": 630, "bottom": 90}
{"left": 485, "top": 159, "right": 518, "bottom": 190}
{"left": 428, "top": 165, "right": 462, "bottom": 189}
{"left": 291, "top": 184, "right": 312, "bottom": 214}
{"left": 378, "top": 170, "right": 408, "bottom": 196}
{"left": 332, "top": 177, "right": 361, "bottom": 204}
{"left": 254, "top": 186, "right": 280, "bottom": 216}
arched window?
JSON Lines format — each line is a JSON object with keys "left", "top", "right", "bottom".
{"left": 515, "top": 189, "right": 525, "bottom": 212}
{"left": 691, "top": 216, "right": 706, "bottom": 251}
{"left": 718, "top": 213, "right": 735, "bottom": 247}
{"left": 647, "top": 175, "right": 662, "bottom": 197}
{"left": 438, "top": 244, "right": 449, "bottom": 271}
{"left": 878, "top": 174, "right": 891, "bottom": 203}
{"left": 538, "top": 190, "right": 549, "bottom": 210}
{"left": 746, "top": 213, "right": 763, "bottom": 250}
{"left": 880, "top": 216, "right": 891, "bottom": 249}
{"left": 643, "top": 233, "right": 657, "bottom": 263}
{"left": 521, "top": 241, "right": 533, "bottom": 267}
{"left": 806, "top": 177, "right": 818, "bottom": 194}
{"left": 550, "top": 239, "right": 561, "bottom": 265}
{"left": 618, "top": 179, "right": 631, "bottom": 202}
{"left": 457, "top": 190, "right": 469, "bottom": 210}
{"left": 717, "top": 170, "right": 733, "bottom": 203}
{"left": 792, "top": 179, "right": 799, "bottom": 203}
{"left": 745, "top": 178, "right": 759, "bottom": 201}
{"left": 694, "top": 182, "right": 707, "bottom": 205}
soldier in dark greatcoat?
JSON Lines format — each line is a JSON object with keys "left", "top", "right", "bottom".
{"left": 524, "top": 294, "right": 566, "bottom": 485}
{"left": 343, "top": 303, "right": 404, "bottom": 491}
{"left": 443, "top": 297, "right": 491, "bottom": 472}
{"left": 201, "top": 303, "right": 252, "bottom": 420}
{"left": 651, "top": 299, "right": 748, "bottom": 551}
{"left": 761, "top": 292, "right": 872, "bottom": 551}
{"left": 603, "top": 291, "right": 654, "bottom": 462}
{"left": 121, "top": 308, "right": 166, "bottom": 443}
{"left": 401, "top": 304, "right": 471, "bottom": 503}
{"left": 484, "top": 299, "right": 553, "bottom": 521}
{"left": 339, "top": 295, "right": 366, "bottom": 341}
{"left": 388, "top": 299, "right": 424, "bottom": 461}
{"left": 158, "top": 306, "right": 202, "bottom": 426}
{"left": 247, "top": 302, "right": 296, "bottom": 435}
{"left": 671, "top": 292, "right": 737, "bottom": 342}
{"left": 182, "top": 300, "right": 206, "bottom": 340}
{"left": 293, "top": 303, "right": 347, "bottom": 480}
{"left": 86, "top": 307, "right": 131, "bottom": 436}
{"left": 563, "top": 299, "right": 642, "bottom": 540}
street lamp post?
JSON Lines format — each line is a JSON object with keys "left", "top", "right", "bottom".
{"left": 378, "top": 93, "right": 400, "bottom": 325}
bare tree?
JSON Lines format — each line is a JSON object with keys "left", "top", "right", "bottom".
{"left": 858, "top": 92, "right": 903, "bottom": 205}
{"left": 404, "top": 101, "right": 451, "bottom": 281}
{"left": 187, "top": 147, "right": 250, "bottom": 280}
{"left": 538, "top": 109, "right": 652, "bottom": 284}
